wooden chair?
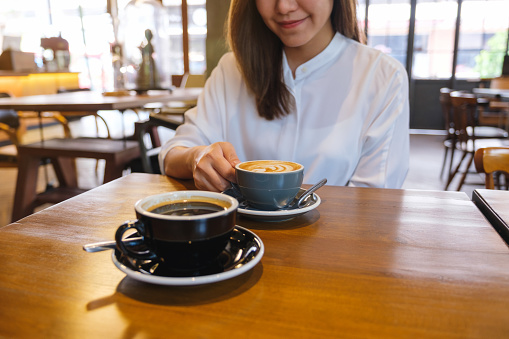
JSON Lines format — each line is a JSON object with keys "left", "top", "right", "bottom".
{"left": 131, "top": 73, "right": 205, "bottom": 173}
{"left": 155, "top": 73, "right": 205, "bottom": 114}
{"left": 440, "top": 89, "right": 507, "bottom": 181}
{"left": 0, "top": 105, "right": 21, "bottom": 167}
{"left": 444, "top": 91, "right": 509, "bottom": 191}
{"left": 56, "top": 88, "right": 111, "bottom": 138}
{"left": 439, "top": 88, "right": 456, "bottom": 179}
{"left": 133, "top": 112, "right": 184, "bottom": 173}
{"left": 490, "top": 76, "right": 509, "bottom": 90}
{"left": 474, "top": 147, "right": 509, "bottom": 189}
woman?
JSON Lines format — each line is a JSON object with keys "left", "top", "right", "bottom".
{"left": 159, "top": 0, "right": 409, "bottom": 192}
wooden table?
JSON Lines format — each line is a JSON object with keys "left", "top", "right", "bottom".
{"left": 1, "top": 173, "right": 509, "bottom": 338}
{"left": 472, "top": 189, "right": 509, "bottom": 245}
{"left": 1, "top": 89, "right": 201, "bottom": 221}
{"left": 473, "top": 88, "right": 509, "bottom": 99}
{"left": 0, "top": 88, "right": 201, "bottom": 140}
{"left": 0, "top": 88, "right": 202, "bottom": 112}
{"left": 0, "top": 88, "right": 201, "bottom": 143}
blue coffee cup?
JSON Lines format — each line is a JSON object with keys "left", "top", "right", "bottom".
{"left": 235, "top": 160, "right": 304, "bottom": 210}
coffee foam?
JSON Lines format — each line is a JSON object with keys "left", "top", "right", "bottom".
{"left": 238, "top": 160, "right": 302, "bottom": 173}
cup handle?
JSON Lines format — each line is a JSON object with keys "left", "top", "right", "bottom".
{"left": 222, "top": 182, "right": 243, "bottom": 200}
{"left": 230, "top": 182, "right": 243, "bottom": 195}
{"left": 115, "top": 220, "right": 157, "bottom": 260}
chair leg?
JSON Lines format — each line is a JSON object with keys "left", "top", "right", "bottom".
{"left": 148, "top": 125, "right": 161, "bottom": 148}
{"left": 445, "top": 150, "right": 467, "bottom": 190}
{"left": 134, "top": 121, "right": 153, "bottom": 173}
{"left": 486, "top": 173, "right": 495, "bottom": 190}
{"left": 440, "top": 146, "right": 449, "bottom": 179}
{"left": 447, "top": 145, "right": 456, "bottom": 180}
{"left": 456, "top": 153, "right": 474, "bottom": 191}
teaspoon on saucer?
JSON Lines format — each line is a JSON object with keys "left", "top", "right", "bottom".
{"left": 282, "top": 178, "right": 327, "bottom": 210}
{"left": 83, "top": 237, "right": 143, "bottom": 253}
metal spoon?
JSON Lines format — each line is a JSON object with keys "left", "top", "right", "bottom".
{"left": 284, "top": 178, "right": 327, "bottom": 209}
{"left": 82, "top": 237, "right": 143, "bottom": 253}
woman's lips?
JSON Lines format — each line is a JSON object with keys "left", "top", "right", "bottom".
{"left": 278, "top": 18, "right": 306, "bottom": 29}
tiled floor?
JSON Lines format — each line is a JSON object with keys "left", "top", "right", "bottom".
{"left": 0, "top": 119, "right": 487, "bottom": 227}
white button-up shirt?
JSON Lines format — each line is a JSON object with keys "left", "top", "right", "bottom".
{"left": 159, "top": 33, "right": 410, "bottom": 188}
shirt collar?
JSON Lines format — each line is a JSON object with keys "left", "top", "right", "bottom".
{"left": 283, "top": 32, "right": 348, "bottom": 84}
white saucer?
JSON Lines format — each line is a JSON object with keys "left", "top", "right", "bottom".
{"left": 237, "top": 190, "right": 321, "bottom": 222}
{"left": 112, "top": 226, "right": 264, "bottom": 286}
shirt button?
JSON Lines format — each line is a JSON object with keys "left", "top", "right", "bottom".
{"left": 302, "top": 67, "right": 308, "bottom": 73}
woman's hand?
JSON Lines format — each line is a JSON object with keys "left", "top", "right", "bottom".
{"left": 191, "top": 142, "right": 240, "bottom": 192}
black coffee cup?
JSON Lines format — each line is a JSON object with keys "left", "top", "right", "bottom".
{"left": 115, "top": 191, "right": 238, "bottom": 271}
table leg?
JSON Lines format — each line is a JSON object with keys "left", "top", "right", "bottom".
{"left": 103, "top": 161, "right": 125, "bottom": 183}
{"left": 51, "top": 157, "right": 78, "bottom": 188}
{"left": 12, "top": 154, "right": 41, "bottom": 222}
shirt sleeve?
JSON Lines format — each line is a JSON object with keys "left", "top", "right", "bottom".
{"left": 348, "top": 61, "right": 410, "bottom": 189}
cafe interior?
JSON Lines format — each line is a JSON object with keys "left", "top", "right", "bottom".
{"left": 0, "top": 0, "right": 509, "bottom": 337}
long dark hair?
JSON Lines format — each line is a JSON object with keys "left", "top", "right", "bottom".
{"left": 228, "top": 0, "right": 364, "bottom": 120}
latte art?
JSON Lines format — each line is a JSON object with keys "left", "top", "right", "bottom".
{"left": 249, "top": 164, "right": 295, "bottom": 173}
{"left": 238, "top": 160, "right": 302, "bottom": 173}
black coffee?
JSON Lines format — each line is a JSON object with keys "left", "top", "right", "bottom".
{"left": 149, "top": 201, "right": 226, "bottom": 216}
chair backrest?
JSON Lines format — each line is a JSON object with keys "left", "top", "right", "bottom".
{"left": 171, "top": 73, "right": 206, "bottom": 89}
{"left": 0, "top": 92, "right": 20, "bottom": 165}
{"left": 474, "top": 147, "right": 509, "bottom": 189}
{"left": 490, "top": 76, "right": 509, "bottom": 90}
{"left": 449, "top": 91, "right": 479, "bottom": 144}
{"left": 0, "top": 109, "right": 20, "bottom": 130}
{"left": 0, "top": 92, "right": 20, "bottom": 141}
{"left": 439, "top": 88, "right": 453, "bottom": 134}
{"left": 187, "top": 74, "right": 205, "bottom": 88}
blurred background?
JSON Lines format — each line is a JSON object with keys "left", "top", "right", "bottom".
{"left": 0, "top": 0, "right": 507, "bottom": 128}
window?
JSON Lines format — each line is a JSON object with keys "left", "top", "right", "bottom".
{"left": 0, "top": 0, "right": 112, "bottom": 89}
{"left": 366, "top": 0, "right": 410, "bottom": 67}
{"left": 187, "top": 0, "right": 207, "bottom": 75}
{"left": 359, "top": 0, "right": 509, "bottom": 80}
{"left": 0, "top": 0, "right": 206, "bottom": 91}
{"left": 413, "top": 0, "right": 457, "bottom": 79}
{"left": 456, "top": 0, "right": 509, "bottom": 78}
{"left": 163, "top": 0, "right": 206, "bottom": 76}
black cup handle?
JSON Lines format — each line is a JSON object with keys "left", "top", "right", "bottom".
{"left": 115, "top": 220, "right": 157, "bottom": 260}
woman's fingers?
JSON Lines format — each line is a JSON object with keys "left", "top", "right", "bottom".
{"left": 220, "top": 142, "right": 241, "bottom": 168}
{"left": 193, "top": 142, "right": 240, "bottom": 191}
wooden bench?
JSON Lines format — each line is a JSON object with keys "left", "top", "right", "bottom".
{"left": 12, "top": 137, "right": 140, "bottom": 221}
